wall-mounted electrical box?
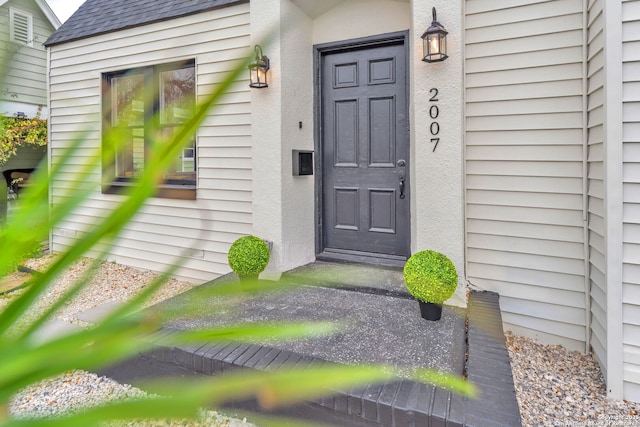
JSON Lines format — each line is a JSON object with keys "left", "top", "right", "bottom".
{"left": 292, "top": 150, "right": 313, "bottom": 176}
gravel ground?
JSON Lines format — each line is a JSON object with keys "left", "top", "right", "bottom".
{"left": 506, "top": 332, "right": 640, "bottom": 426}
{"left": 3, "top": 255, "right": 640, "bottom": 426}
{"left": 2, "top": 255, "right": 255, "bottom": 427}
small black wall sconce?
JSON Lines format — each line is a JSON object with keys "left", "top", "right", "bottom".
{"left": 421, "top": 7, "right": 448, "bottom": 63}
{"left": 248, "top": 45, "right": 270, "bottom": 88}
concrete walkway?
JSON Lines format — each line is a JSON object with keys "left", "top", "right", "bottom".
{"left": 99, "top": 262, "right": 522, "bottom": 426}
{"left": 160, "top": 262, "right": 466, "bottom": 376}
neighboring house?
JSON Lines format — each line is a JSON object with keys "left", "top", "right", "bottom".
{"left": 43, "top": 0, "right": 640, "bottom": 403}
{"left": 0, "top": 0, "right": 59, "bottom": 216}
{"left": 0, "top": 0, "right": 60, "bottom": 119}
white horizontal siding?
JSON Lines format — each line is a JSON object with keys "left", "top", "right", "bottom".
{"left": 0, "top": 0, "right": 54, "bottom": 107}
{"left": 623, "top": 0, "right": 640, "bottom": 403}
{"left": 465, "top": 0, "right": 588, "bottom": 351}
{"left": 48, "top": 3, "right": 252, "bottom": 283}
{"left": 586, "top": 0, "right": 608, "bottom": 379}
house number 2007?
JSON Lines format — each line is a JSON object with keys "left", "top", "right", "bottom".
{"left": 429, "top": 88, "right": 440, "bottom": 152}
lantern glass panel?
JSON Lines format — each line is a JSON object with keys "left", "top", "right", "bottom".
{"left": 422, "top": 31, "right": 448, "bottom": 62}
{"left": 421, "top": 7, "right": 448, "bottom": 63}
{"left": 249, "top": 64, "right": 268, "bottom": 88}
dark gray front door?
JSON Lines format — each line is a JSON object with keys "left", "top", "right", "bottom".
{"left": 320, "top": 39, "right": 410, "bottom": 262}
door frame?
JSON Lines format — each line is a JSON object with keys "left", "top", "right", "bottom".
{"left": 313, "top": 30, "right": 410, "bottom": 267}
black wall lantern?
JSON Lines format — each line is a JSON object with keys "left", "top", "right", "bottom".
{"left": 248, "top": 45, "right": 270, "bottom": 88}
{"left": 421, "top": 7, "right": 448, "bottom": 63}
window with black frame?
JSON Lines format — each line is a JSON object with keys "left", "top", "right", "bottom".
{"left": 102, "top": 60, "right": 196, "bottom": 199}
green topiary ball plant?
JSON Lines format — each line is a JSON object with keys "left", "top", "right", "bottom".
{"left": 228, "top": 235, "right": 270, "bottom": 278}
{"left": 403, "top": 250, "right": 458, "bottom": 305}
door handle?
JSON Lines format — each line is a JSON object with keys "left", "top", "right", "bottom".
{"left": 399, "top": 174, "right": 405, "bottom": 199}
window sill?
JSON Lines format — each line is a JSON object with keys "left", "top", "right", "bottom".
{"left": 102, "top": 183, "right": 196, "bottom": 200}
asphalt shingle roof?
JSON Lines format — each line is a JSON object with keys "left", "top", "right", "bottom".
{"left": 44, "top": 0, "right": 247, "bottom": 47}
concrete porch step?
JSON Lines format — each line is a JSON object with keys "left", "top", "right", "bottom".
{"left": 97, "top": 263, "right": 521, "bottom": 426}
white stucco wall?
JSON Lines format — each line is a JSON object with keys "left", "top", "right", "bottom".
{"left": 279, "top": 2, "right": 316, "bottom": 269}
{"left": 411, "top": 1, "right": 466, "bottom": 305}
{"left": 250, "top": 0, "right": 285, "bottom": 275}
{"left": 250, "top": 0, "right": 316, "bottom": 275}
{"left": 251, "top": 0, "right": 466, "bottom": 303}
{"left": 252, "top": 0, "right": 415, "bottom": 274}
{"left": 312, "top": 1, "right": 410, "bottom": 45}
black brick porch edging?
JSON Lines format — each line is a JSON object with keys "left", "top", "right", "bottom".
{"left": 465, "top": 291, "right": 522, "bottom": 426}
{"left": 99, "top": 291, "right": 521, "bottom": 426}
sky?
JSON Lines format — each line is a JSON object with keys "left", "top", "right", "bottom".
{"left": 47, "top": 0, "right": 85, "bottom": 23}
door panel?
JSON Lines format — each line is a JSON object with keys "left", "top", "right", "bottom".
{"left": 321, "top": 41, "right": 409, "bottom": 259}
{"left": 334, "top": 100, "right": 358, "bottom": 166}
{"left": 369, "top": 97, "right": 395, "bottom": 166}
{"left": 335, "top": 188, "right": 359, "bottom": 230}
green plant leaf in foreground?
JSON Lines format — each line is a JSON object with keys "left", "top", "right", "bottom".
{"left": 164, "top": 321, "right": 339, "bottom": 345}
{"left": 141, "top": 364, "right": 477, "bottom": 411}
{"left": 1, "top": 365, "right": 475, "bottom": 427}
{"left": 0, "top": 37, "right": 475, "bottom": 425}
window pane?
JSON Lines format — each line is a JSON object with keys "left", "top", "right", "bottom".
{"left": 104, "top": 62, "right": 197, "bottom": 195}
{"left": 161, "top": 128, "right": 196, "bottom": 182}
{"left": 112, "top": 74, "right": 144, "bottom": 126}
{"left": 115, "top": 127, "right": 145, "bottom": 178}
{"left": 160, "top": 67, "right": 195, "bottom": 125}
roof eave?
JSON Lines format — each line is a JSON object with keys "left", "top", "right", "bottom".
{"left": 1, "top": 0, "right": 60, "bottom": 28}
{"left": 35, "top": 0, "right": 62, "bottom": 29}
{"left": 44, "top": 0, "right": 248, "bottom": 47}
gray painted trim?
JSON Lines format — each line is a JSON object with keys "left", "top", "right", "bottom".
{"left": 313, "top": 30, "right": 411, "bottom": 265}
{"left": 317, "top": 248, "right": 406, "bottom": 268}
{"left": 604, "top": 0, "right": 625, "bottom": 400}
{"left": 581, "top": 0, "right": 591, "bottom": 355}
